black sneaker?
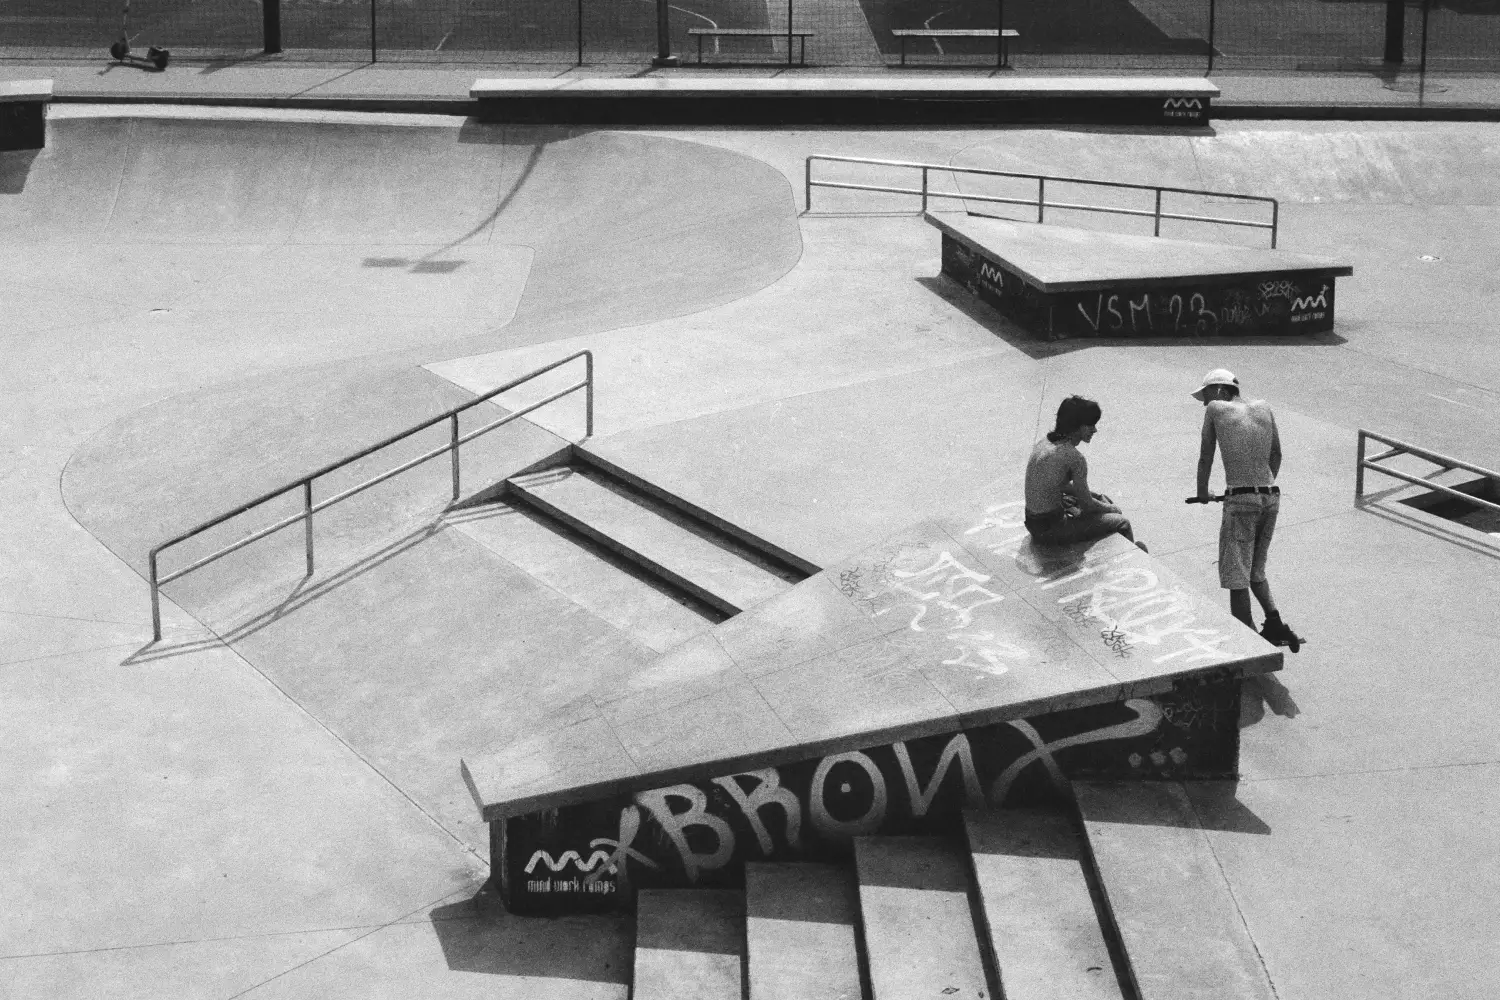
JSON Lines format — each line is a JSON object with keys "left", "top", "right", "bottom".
{"left": 1260, "top": 618, "right": 1303, "bottom": 653}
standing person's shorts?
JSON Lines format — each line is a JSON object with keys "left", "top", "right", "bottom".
{"left": 1026, "top": 494, "right": 1133, "bottom": 547}
{"left": 1219, "top": 491, "right": 1280, "bottom": 589}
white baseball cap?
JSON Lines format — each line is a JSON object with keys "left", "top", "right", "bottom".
{"left": 1191, "top": 369, "right": 1240, "bottom": 400}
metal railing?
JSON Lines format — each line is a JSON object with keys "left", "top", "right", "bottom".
{"left": 805, "top": 155, "right": 1280, "bottom": 247}
{"left": 147, "top": 350, "right": 594, "bottom": 641}
{"left": 1356, "top": 428, "right": 1500, "bottom": 512}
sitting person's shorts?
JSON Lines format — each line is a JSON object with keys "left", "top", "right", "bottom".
{"left": 1025, "top": 493, "right": 1131, "bottom": 547}
{"left": 1219, "top": 491, "right": 1280, "bottom": 589}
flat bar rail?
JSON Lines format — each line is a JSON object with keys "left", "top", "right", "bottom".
{"left": 1356, "top": 428, "right": 1500, "bottom": 511}
{"left": 804, "top": 155, "right": 1280, "bottom": 247}
{"left": 147, "top": 350, "right": 594, "bottom": 640}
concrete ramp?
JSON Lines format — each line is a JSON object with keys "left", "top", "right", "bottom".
{"left": 463, "top": 497, "right": 1280, "bottom": 914}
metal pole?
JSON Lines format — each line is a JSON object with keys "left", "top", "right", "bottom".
{"left": 1270, "top": 200, "right": 1279, "bottom": 248}
{"left": 149, "top": 552, "right": 161, "bottom": 642}
{"left": 451, "top": 414, "right": 461, "bottom": 501}
{"left": 1037, "top": 177, "right": 1045, "bottom": 223}
{"left": 1154, "top": 189, "right": 1162, "bottom": 236}
{"left": 370, "top": 0, "right": 377, "bottom": 63}
{"left": 997, "top": 0, "right": 1005, "bottom": 68}
{"left": 1384, "top": 0, "right": 1405, "bottom": 64}
{"left": 653, "top": 0, "right": 676, "bottom": 66}
{"left": 787, "top": 0, "right": 794, "bottom": 66}
{"left": 578, "top": 0, "right": 584, "bottom": 66}
{"left": 921, "top": 167, "right": 928, "bottom": 213}
{"left": 1418, "top": 0, "right": 1431, "bottom": 102}
{"left": 806, "top": 158, "right": 813, "bottom": 211}
{"left": 303, "top": 480, "right": 314, "bottom": 577}
{"left": 585, "top": 352, "right": 595, "bottom": 438}
{"left": 263, "top": 0, "right": 281, "bottom": 54}
{"left": 1356, "top": 431, "right": 1366, "bottom": 499}
{"left": 1206, "top": 0, "right": 1215, "bottom": 74}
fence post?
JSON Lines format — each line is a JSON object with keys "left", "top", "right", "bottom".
{"left": 921, "top": 167, "right": 928, "bottom": 213}
{"left": 1206, "top": 0, "right": 1215, "bottom": 74}
{"left": 1153, "top": 189, "right": 1162, "bottom": 236}
{"left": 1356, "top": 431, "right": 1366, "bottom": 500}
{"left": 451, "top": 413, "right": 461, "bottom": 502}
{"left": 1037, "top": 177, "right": 1045, "bottom": 223}
{"left": 1384, "top": 0, "right": 1405, "bottom": 64}
{"left": 1418, "top": 0, "right": 1431, "bottom": 101}
{"left": 806, "top": 158, "right": 813, "bottom": 211}
{"left": 787, "top": 0, "right": 794, "bottom": 66}
{"left": 370, "top": 0, "right": 377, "bottom": 62}
{"left": 653, "top": 0, "right": 677, "bottom": 65}
{"left": 1270, "top": 200, "right": 1279, "bottom": 248}
{"left": 303, "top": 481, "right": 315, "bottom": 576}
{"left": 578, "top": 0, "right": 584, "bottom": 66}
{"left": 263, "top": 0, "right": 281, "bottom": 54}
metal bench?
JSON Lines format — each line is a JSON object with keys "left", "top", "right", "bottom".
{"left": 891, "top": 28, "right": 1020, "bottom": 68}
{"left": 688, "top": 27, "right": 814, "bottom": 66}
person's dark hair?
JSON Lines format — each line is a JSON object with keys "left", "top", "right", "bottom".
{"left": 1048, "top": 395, "right": 1102, "bottom": 443}
{"left": 1217, "top": 383, "right": 1240, "bottom": 399}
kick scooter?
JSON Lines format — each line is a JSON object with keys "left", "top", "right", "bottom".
{"left": 109, "top": 0, "right": 170, "bottom": 70}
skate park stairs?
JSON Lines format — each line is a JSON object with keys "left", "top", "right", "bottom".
{"left": 626, "top": 787, "right": 1275, "bottom": 1000}
{"left": 927, "top": 211, "right": 1354, "bottom": 341}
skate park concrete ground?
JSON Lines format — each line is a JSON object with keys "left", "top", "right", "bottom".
{"left": 3, "top": 67, "right": 1500, "bottom": 998}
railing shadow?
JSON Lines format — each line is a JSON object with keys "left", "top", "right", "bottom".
{"left": 428, "top": 898, "right": 631, "bottom": 982}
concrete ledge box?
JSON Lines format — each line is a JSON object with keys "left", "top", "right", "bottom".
{"left": 0, "top": 79, "right": 52, "bottom": 152}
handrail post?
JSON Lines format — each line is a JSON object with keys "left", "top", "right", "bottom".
{"left": 585, "top": 350, "right": 595, "bottom": 438}
{"left": 303, "top": 480, "right": 314, "bottom": 577}
{"left": 149, "top": 551, "right": 161, "bottom": 642}
{"left": 805, "top": 157, "right": 813, "bottom": 211}
{"left": 1356, "top": 430, "right": 1366, "bottom": 501}
{"left": 1153, "top": 189, "right": 1163, "bottom": 237}
{"left": 1270, "top": 199, "right": 1279, "bottom": 248}
{"left": 1037, "top": 177, "right": 1045, "bottom": 223}
{"left": 450, "top": 413, "right": 461, "bottom": 502}
{"left": 921, "top": 166, "right": 928, "bottom": 213}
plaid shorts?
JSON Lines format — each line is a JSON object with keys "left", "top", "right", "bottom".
{"left": 1219, "top": 492, "right": 1279, "bottom": 589}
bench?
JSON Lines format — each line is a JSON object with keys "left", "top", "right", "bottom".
{"left": 687, "top": 27, "right": 814, "bottom": 66}
{"left": 1, "top": 79, "right": 52, "bottom": 152}
{"left": 892, "top": 28, "right": 1020, "bottom": 68}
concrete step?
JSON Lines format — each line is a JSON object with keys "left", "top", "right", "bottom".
{"left": 854, "top": 836, "right": 992, "bottom": 1000}
{"left": 633, "top": 889, "right": 745, "bottom": 1000}
{"left": 507, "top": 465, "right": 793, "bottom": 616}
{"left": 745, "top": 862, "right": 864, "bottom": 1000}
{"left": 964, "top": 808, "right": 1125, "bottom": 1000}
{"left": 447, "top": 499, "right": 723, "bottom": 654}
{"left": 1075, "top": 781, "right": 1276, "bottom": 1000}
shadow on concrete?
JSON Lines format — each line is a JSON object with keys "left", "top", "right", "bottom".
{"left": 916, "top": 274, "right": 1349, "bottom": 359}
{"left": 121, "top": 517, "right": 445, "bottom": 665}
{"left": 1184, "top": 780, "right": 1273, "bottom": 835}
{"left": 0, "top": 149, "right": 40, "bottom": 194}
{"left": 428, "top": 898, "right": 632, "bottom": 983}
{"left": 1240, "top": 672, "right": 1300, "bottom": 728}
{"left": 1357, "top": 499, "right": 1500, "bottom": 562}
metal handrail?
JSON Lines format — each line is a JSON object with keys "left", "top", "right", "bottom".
{"left": 147, "top": 350, "right": 594, "bottom": 640}
{"left": 1356, "top": 428, "right": 1500, "bottom": 514}
{"left": 804, "top": 154, "right": 1280, "bottom": 247}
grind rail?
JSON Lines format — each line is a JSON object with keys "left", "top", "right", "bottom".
{"left": 804, "top": 155, "right": 1280, "bottom": 247}
{"left": 147, "top": 351, "right": 593, "bottom": 641}
{"left": 1356, "top": 428, "right": 1500, "bottom": 510}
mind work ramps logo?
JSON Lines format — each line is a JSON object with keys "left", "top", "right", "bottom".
{"left": 1161, "top": 97, "right": 1206, "bottom": 123}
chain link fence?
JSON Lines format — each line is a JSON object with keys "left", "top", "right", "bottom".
{"left": 1, "top": 0, "right": 1496, "bottom": 70}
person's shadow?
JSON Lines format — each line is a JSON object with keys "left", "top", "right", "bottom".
{"left": 1240, "top": 672, "right": 1299, "bottom": 728}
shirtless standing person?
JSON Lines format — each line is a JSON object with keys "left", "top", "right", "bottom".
{"left": 1193, "top": 369, "right": 1302, "bottom": 650}
{"left": 1025, "top": 395, "right": 1147, "bottom": 551}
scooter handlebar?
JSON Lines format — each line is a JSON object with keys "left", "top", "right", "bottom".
{"left": 1185, "top": 495, "right": 1224, "bottom": 504}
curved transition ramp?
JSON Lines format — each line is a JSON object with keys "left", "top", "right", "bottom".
{"left": 462, "top": 499, "right": 1281, "bottom": 915}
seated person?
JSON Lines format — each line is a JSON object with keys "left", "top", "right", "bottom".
{"left": 1024, "top": 395, "right": 1146, "bottom": 551}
